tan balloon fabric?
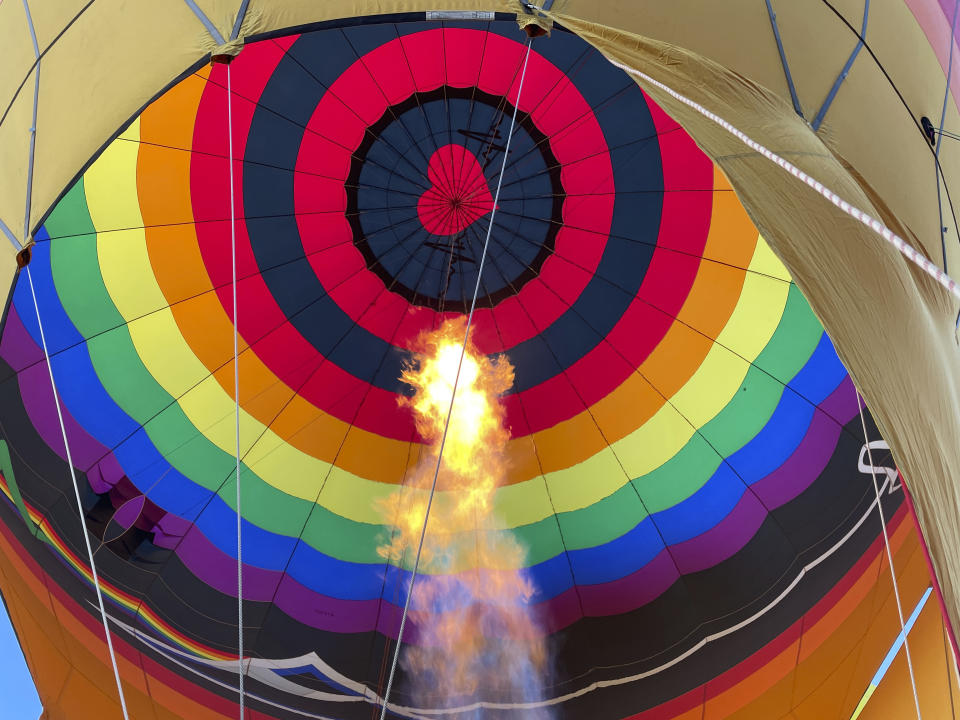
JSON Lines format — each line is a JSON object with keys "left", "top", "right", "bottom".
{"left": 0, "top": 3, "right": 955, "bottom": 258}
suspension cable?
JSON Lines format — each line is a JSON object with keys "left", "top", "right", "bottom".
{"left": 856, "top": 390, "right": 922, "bottom": 719}
{"left": 227, "top": 61, "right": 246, "bottom": 720}
{"left": 26, "top": 266, "right": 130, "bottom": 720}
{"left": 934, "top": 0, "right": 959, "bottom": 273}
{"left": 377, "top": 38, "right": 533, "bottom": 720}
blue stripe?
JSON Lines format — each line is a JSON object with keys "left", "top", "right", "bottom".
{"left": 567, "top": 515, "right": 665, "bottom": 585}
{"left": 273, "top": 665, "right": 360, "bottom": 696}
{"left": 788, "top": 333, "right": 848, "bottom": 400}
{"left": 655, "top": 336, "right": 846, "bottom": 543}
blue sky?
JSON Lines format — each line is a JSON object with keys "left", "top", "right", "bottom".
{"left": 0, "top": 598, "right": 41, "bottom": 719}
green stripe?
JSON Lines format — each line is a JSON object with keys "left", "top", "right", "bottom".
{"left": 0, "top": 440, "right": 41, "bottom": 538}
{"left": 558, "top": 286, "right": 824, "bottom": 550}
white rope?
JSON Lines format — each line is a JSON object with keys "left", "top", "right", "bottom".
{"left": 856, "top": 390, "right": 923, "bottom": 719}
{"left": 587, "top": 50, "right": 960, "bottom": 303}
{"left": 378, "top": 38, "right": 533, "bottom": 720}
{"left": 227, "top": 62, "right": 246, "bottom": 720}
{"left": 26, "top": 267, "right": 130, "bottom": 720}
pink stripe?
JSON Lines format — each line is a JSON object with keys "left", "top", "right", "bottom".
{"left": 904, "top": 0, "right": 960, "bottom": 117}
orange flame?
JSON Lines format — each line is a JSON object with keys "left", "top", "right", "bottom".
{"left": 378, "top": 319, "right": 550, "bottom": 711}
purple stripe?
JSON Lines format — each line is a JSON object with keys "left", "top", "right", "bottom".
{"left": 86, "top": 452, "right": 127, "bottom": 494}
{"left": 18, "top": 361, "right": 107, "bottom": 470}
{"left": 154, "top": 511, "right": 192, "bottom": 549}
{"left": 275, "top": 573, "right": 381, "bottom": 634}
{"left": 0, "top": 306, "right": 44, "bottom": 371}
{"left": 819, "top": 375, "right": 858, "bottom": 420}
{"left": 751, "top": 377, "right": 857, "bottom": 507}
{"left": 172, "top": 506, "right": 626, "bottom": 639}
{"left": 578, "top": 548, "right": 679, "bottom": 616}
{"left": 9, "top": 323, "right": 199, "bottom": 549}
{"left": 671, "top": 492, "right": 766, "bottom": 574}
{"left": 939, "top": 0, "right": 959, "bottom": 26}
{"left": 6, "top": 371, "right": 858, "bottom": 641}
{"left": 178, "top": 524, "right": 282, "bottom": 602}
{"left": 5, "top": 306, "right": 115, "bottom": 473}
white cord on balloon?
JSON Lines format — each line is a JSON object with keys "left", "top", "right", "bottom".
{"left": 856, "top": 390, "right": 923, "bottom": 720}
{"left": 26, "top": 266, "right": 131, "bottom": 720}
{"left": 227, "top": 61, "right": 246, "bottom": 720}
{"left": 377, "top": 38, "right": 533, "bottom": 720}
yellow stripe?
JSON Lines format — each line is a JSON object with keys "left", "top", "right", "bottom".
{"left": 85, "top": 120, "right": 339, "bottom": 502}
{"left": 849, "top": 684, "right": 876, "bottom": 720}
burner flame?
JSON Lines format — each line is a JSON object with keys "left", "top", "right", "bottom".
{"left": 377, "top": 319, "right": 552, "bottom": 716}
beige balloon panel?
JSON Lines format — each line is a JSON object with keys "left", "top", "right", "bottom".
{"left": 2, "top": 0, "right": 960, "bottom": 670}
{"left": 2, "top": 1, "right": 957, "bottom": 255}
